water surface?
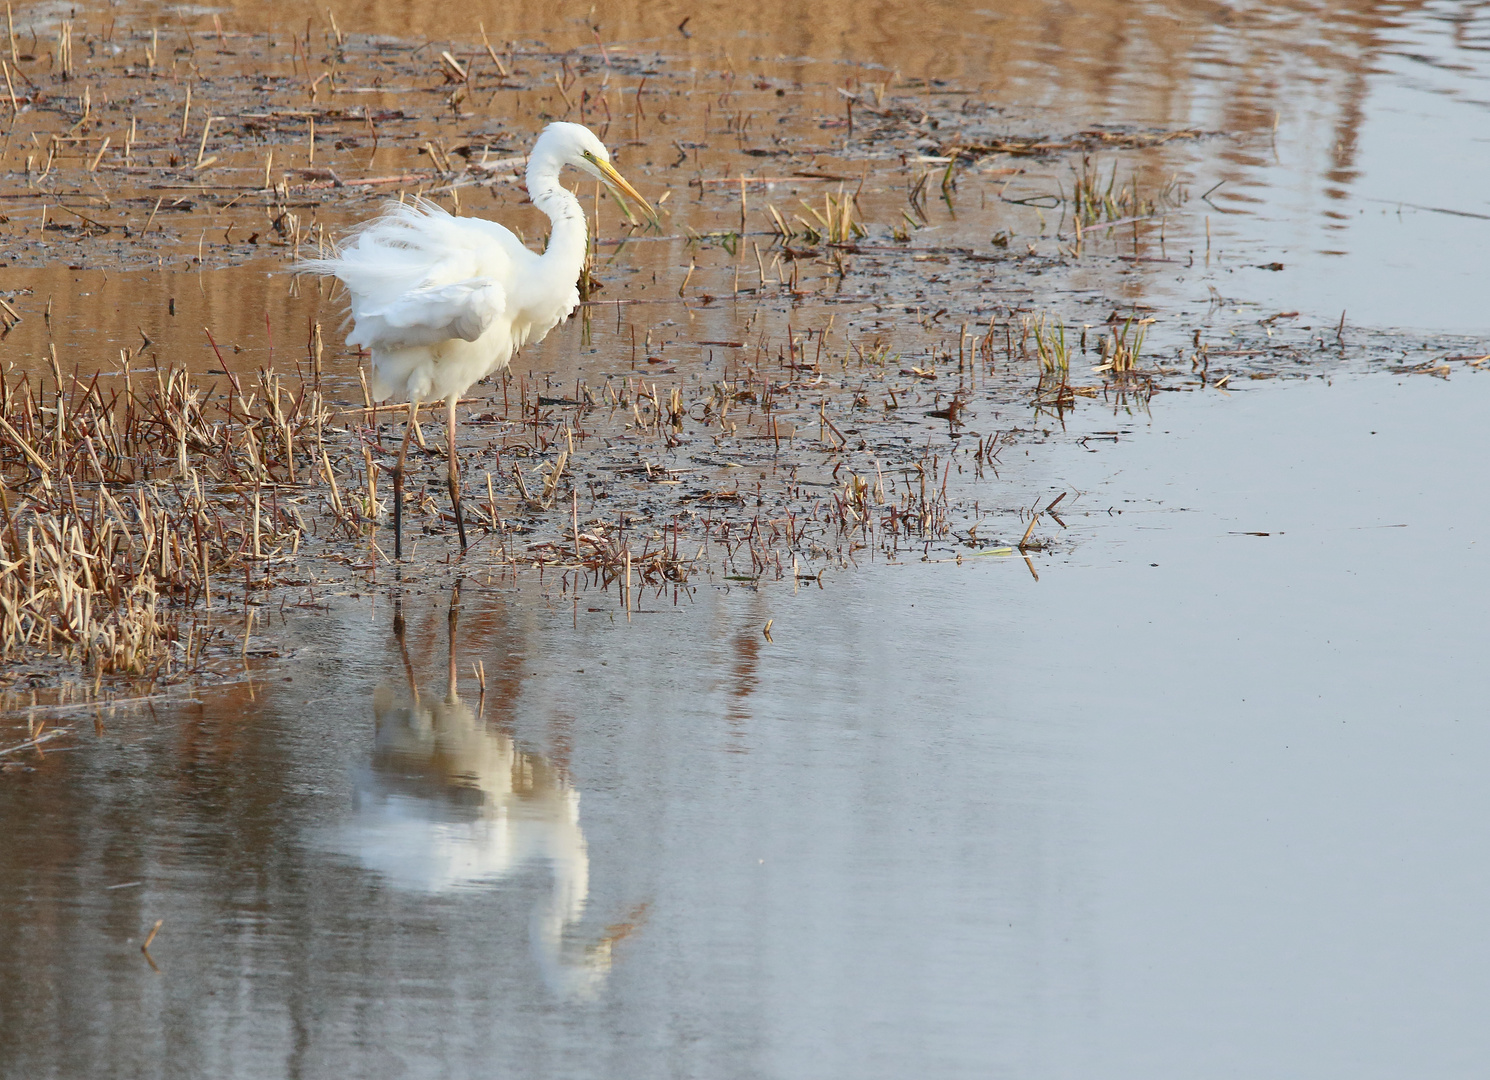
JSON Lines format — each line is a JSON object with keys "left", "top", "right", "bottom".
{"left": 3, "top": 1, "right": 1489, "bottom": 1076}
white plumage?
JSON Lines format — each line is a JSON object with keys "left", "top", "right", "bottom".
{"left": 296, "top": 121, "right": 653, "bottom": 557}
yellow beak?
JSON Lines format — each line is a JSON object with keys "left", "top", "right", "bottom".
{"left": 592, "top": 156, "right": 656, "bottom": 222}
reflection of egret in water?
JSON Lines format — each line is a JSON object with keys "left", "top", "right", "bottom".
{"left": 331, "top": 582, "right": 644, "bottom": 999}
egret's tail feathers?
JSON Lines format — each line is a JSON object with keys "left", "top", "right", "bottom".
{"left": 293, "top": 198, "right": 511, "bottom": 352}
{"left": 292, "top": 198, "right": 457, "bottom": 286}
{"left": 291, "top": 196, "right": 436, "bottom": 265}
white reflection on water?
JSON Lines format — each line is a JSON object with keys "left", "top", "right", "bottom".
{"left": 324, "top": 598, "right": 637, "bottom": 1000}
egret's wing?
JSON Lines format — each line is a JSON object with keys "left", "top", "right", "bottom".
{"left": 347, "top": 278, "right": 504, "bottom": 350}
{"left": 297, "top": 199, "right": 525, "bottom": 350}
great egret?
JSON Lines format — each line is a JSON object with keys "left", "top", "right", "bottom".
{"left": 298, "top": 121, "right": 653, "bottom": 558}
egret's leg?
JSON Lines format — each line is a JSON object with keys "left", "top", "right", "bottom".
{"left": 446, "top": 395, "right": 468, "bottom": 552}
{"left": 392, "top": 399, "right": 419, "bottom": 560}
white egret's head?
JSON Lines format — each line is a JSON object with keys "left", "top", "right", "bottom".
{"left": 541, "top": 121, "right": 656, "bottom": 220}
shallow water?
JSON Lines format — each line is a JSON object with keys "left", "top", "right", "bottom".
{"left": 5, "top": 369, "right": 1489, "bottom": 1079}
{"left": 4, "top": 0, "right": 1490, "bottom": 1076}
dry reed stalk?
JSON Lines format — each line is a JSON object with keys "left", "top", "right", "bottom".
{"left": 0, "top": 357, "right": 337, "bottom": 681}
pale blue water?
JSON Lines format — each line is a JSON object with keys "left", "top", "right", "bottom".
{"left": 4, "top": 370, "right": 1488, "bottom": 1079}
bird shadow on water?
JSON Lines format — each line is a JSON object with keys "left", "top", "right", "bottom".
{"left": 319, "top": 578, "right": 647, "bottom": 1000}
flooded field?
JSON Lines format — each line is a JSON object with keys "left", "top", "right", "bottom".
{"left": 2, "top": 1, "right": 1488, "bottom": 1077}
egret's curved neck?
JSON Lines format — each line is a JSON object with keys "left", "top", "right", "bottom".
{"left": 526, "top": 152, "right": 588, "bottom": 280}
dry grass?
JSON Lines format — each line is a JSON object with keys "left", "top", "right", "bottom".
{"left": 767, "top": 185, "right": 866, "bottom": 247}
{"left": 0, "top": 324, "right": 981, "bottom": 693}
{"left": 0, "top": 352, "right": 336, "bottom": 679}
